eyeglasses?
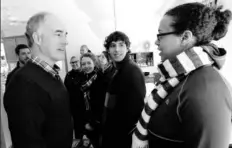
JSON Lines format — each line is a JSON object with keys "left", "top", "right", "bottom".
{"left": 157, "top": 31, "right": 178, "bottom": 41}
{"left": 70, "top": 61, "right": 78, "bottom": 64}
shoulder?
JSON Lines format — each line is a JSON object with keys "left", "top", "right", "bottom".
{"left": 123, "top": 60, "right": 143, "bottom": 74}
{"left": 5, "top": 67, "right": 47, "bottom": 99}
{"left": 17, "top": 62, "right": 43, "bottom": 76}
{"left": 9, "top": 62, "right": 45, "bottom": 87}
{"left": 15, "top": 62, "right": 57, "bottom": 89}
{"left": 178, "top": 66, "right": 232, "bottom": 111}
{"left": 184, "top": 66, "right": 227, "bottom": 94}
{"left": 120, "top": 61, "right": 145, "bottom": 86}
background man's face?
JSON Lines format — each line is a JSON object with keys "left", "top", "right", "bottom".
{"left": 70, "top": 57, "right": 79, "bottom": 70}
{"left": 39, "top": 14, "right": 68, "bottom": 63}
{"left": 80, "top": 46, "right": 88, "bottom": 55}
{"left": 18, "top": 48, "right": 31, "bottom": 64}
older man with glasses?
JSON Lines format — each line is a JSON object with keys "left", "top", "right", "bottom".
{"left": 64, "top": 56, "right": 84, "bottom": 147}
{"left": 64, "top": 56, "right": 81, "bottom": 90}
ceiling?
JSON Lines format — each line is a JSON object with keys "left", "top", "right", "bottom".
{"left": 1, "top": 0, "right": 232, "bottom": 63}
{"left": 1, "top": 0, "right": 202, "bottom": 37}
{"left": 0, "top": 0, "right": 195, "bottom": 56}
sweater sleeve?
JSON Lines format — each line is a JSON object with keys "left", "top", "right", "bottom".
{"left": 4, "top": 75, "right": 47, "bottom": 148}
{"left": 178, "top": 76, "right": 232, "bottom": 148}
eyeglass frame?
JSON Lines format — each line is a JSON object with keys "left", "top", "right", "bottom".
{"left": 70, "top": 61, "right": 78, "bottom": 64}
{"left": 157, "top": 31, "right": 179, "bottom": 41}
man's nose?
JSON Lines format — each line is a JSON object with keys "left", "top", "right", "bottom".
{"left": 61, "top": 37, "right": 68, "bottom": 46}
{"left": 115, "top": 45, "right": 120, "bottom": 52}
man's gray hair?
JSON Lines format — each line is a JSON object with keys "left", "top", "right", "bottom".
{"left": 25, "top": 12, "right": 51, "bottom": 47}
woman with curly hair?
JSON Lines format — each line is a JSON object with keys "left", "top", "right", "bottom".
{"left": 132, "top": 2, "right": 232, "bottom": 148}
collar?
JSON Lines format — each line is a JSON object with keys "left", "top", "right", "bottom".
{"left": 115, "top": 53, "right": 131, "bottom": 69}
{"left": 29, "top": 56, "right": 59, "bottom": 78}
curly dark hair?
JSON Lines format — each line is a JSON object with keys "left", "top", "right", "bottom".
{"left": 165, "top": 2, "right": 232, "bottom": 46}
{"left": 104, "top": 31, "right": 131, "bottom": 52}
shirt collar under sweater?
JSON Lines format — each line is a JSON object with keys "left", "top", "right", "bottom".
{"left": 29, "top": 56, "right": 59, "bottom": 78}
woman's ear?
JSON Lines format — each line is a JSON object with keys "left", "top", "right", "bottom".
{"left": 181, "top": 30, "right": 193, "bottom": 46}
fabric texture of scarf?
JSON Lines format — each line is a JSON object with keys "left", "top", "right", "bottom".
{"left": 81, "top": 72, "right": 98, "bottom": 110}
{"left": 132, "top": 46, "right": 219, "bottom": 148}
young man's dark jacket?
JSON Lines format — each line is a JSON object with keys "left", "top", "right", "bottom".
{"left": 102, "top": 54, "right": 146, "bottom": 148}
{"left": 4, "top": 61, "right": 73, "bottom": 148}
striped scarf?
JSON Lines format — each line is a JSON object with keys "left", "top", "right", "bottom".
{"left": 132, "top": 46, "right": 214, "bottom": 148}
{"left": 81, "top": 73, "right": 98, "bottom": 110}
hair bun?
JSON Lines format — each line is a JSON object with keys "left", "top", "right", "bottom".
{"left": 215, "top": 6, "right": 232, "bottom": 24}
{"left": 212, "top": 6, "right": 232, "bottom": 40}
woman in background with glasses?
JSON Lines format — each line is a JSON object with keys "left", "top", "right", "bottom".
{"left": 132, "top": 2, "right": 232, "bottom": 148}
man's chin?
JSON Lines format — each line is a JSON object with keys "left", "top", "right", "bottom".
{"left": 54, "top": 54, "right": 65, "bottom": 62}
{"left": 113, "top": 57, "right": 124, "bottom": 62}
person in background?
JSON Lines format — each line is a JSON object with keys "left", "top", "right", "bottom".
{"left": 101, "top": 31, "right": 146, "bottom": 148}
{"left": 98, "top": 51, "right": 116, "bottom": 89}
{"left": 98, "top": 51, "right": 112, "bottom": 72}
{"left": 132, "top": 2, "right": 232, "bottom": 148}
{"left": 71, "top": 53, "right": 105, "bottom": 148}
{"left": 80, "top": 45, "right": 90, "bottom": 55}
{"left": 5, "top": 44, "right": 31, "bottom": 86}
{"left": 4, "top": 12, "right": 73, "bottom": 148}
{"left": 64, "top": 56, "right": 83, "bottom": 148}
{"left": 64, "top": 56, "right": 81, "bottom": 89}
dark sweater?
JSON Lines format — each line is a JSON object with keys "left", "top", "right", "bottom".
{"left": 148, "top": 66, "right": 232, "bottom": 148}
{"left": 4, "top": 62, "right": 73, "bottom": 148}
{"left": 102, "top": 54, "right": 146, "bottom": 148}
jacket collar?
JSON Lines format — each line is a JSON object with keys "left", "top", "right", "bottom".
{"left": 115, "top": 53, "right": 130, "bottom": 69}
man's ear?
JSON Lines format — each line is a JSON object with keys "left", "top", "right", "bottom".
{"left": 32, "top": 32, "right": 42, "bottom": 46}
{"left": 181, "top": 30, "right": 193, "bottom": 45}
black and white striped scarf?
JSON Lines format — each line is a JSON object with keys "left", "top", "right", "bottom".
{"left": 132, "top": 46, "right": 214, "bottom": 148}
